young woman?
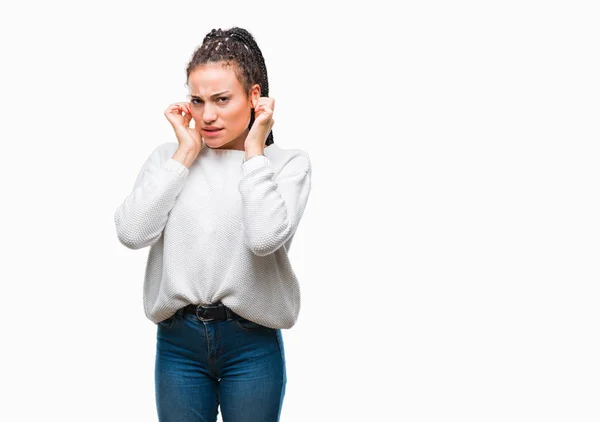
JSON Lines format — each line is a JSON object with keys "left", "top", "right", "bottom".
{"left": 114, "top": 27, "right": 312, "bottom": 421}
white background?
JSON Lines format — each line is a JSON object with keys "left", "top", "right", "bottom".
{"left": 1, "top": 0, "right": 598, "bottom": 421}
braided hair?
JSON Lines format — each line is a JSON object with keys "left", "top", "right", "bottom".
{"left": 185, "top": 27, "right": 274, "bottom": 146}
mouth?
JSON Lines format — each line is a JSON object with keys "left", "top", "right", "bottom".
{"left": 202, "top": 128, "right": 223, "bottom": 137}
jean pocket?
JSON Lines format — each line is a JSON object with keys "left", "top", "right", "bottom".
{"left": 157, "top": 314, "right": 176, "bottom": 328}
{"left": 235, "top": 317, "right": 272, "bottom": 331}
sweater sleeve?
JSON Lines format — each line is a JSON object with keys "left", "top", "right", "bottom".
{"left": 114, "top": 144, "right": 189, "bottom": 250}
{"left": 238, "top": 152, "right": 312, "bottom": 256}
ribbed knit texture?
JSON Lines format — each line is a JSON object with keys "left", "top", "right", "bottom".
{"left": 114, "top": 140, "right": 311, "bottom": 329}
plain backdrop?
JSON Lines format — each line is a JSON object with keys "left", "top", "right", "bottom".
{"left": 1, "top": 1, "right": 599, "bottom": 421}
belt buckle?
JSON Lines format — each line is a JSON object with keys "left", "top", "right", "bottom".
{"left": 196, "top": 304, "right": 218, "bottom": 322}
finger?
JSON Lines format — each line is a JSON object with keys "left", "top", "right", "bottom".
{"left": 167, "top": 104, "right": 182, "bottom": 114}
{"left": 177, "top": 102, "right": 191, "bottom": 113}
{"left": 169, "top": 103, "right": 189, "bottom": 114}
{"left": 183, "top": 112, "right": 192, "bottom": 127}
{"left": 257, "top": 97, "right": 274, "bottom": 108}
{"left": 165, "top": 105, "right": 182, "bottom": 120}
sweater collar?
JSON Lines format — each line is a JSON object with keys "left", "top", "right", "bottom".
{"left": 199, "top": 141, "right": 277, "bottom": 160}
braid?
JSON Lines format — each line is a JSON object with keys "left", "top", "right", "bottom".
{"left": 186, "top": 27, "right": 274, "bottom": 146}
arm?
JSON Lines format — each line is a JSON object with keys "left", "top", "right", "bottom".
{"left": 114, "top": 144, "right": 190, "bottom": 250}
{"left": 238, "top": 152, "right": 312, "bottom": 256}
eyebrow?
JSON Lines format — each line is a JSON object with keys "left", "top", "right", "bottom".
{"left": 190, "top": 90, "right": 231, "bottom": 99}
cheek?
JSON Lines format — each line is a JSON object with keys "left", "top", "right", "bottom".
{"left": 229, "top": 105, "right": 251, "bottom": 127}
{"left": 191, "top": 110, "right": 203, "bottom": 126}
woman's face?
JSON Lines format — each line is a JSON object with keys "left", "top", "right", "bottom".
{"left": 187, "top": 62, "right": 260, "bottom": 150}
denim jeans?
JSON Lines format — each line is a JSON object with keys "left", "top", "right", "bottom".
{"left": 155, "top": 307, "right": 286, "bottom": 422}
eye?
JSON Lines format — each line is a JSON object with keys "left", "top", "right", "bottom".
{"left": 190, "top": 97, "right": 229, "bottom": 104}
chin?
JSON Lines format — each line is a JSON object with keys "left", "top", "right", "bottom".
{"left": 204, "top": 138, "right": 229, "bottom": 148}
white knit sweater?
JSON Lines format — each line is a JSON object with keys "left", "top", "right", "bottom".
{"left": 114, "top": 140, "right": 312, "bottom": 329}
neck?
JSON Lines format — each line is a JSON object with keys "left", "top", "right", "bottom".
{"left": 199, "top": 140, "right": 275, "bottom": 159}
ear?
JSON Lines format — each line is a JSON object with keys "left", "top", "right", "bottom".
{"left": 250, "top": 83, "right": 261, "bottom": 108}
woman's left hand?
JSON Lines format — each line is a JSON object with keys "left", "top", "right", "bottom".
{"left": 244, "top": 97, "right": 275, "bottom": 151}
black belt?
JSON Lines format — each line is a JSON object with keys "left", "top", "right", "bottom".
{"left": 182, "top": 302, "right": 243, "bottom": 322}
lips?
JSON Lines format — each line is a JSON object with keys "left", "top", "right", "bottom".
{"left": 202, "top": 128, "right": 223, "bottom": 137}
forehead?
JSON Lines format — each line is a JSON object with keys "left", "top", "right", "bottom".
{"left": 187, "top": 62, "right": 242, "bottom": 94}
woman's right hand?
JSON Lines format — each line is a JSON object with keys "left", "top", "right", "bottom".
{"left": 164, "top": 102, "right": 202, "bottom": 152}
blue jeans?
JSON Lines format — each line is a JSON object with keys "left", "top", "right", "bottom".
{"left": 154, "top": 307, "right": 286, "bottom": 422}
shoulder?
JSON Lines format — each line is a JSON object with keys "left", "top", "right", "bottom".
{"left": 153, "top": 142, "right": 179, "bottom": 158}
{"left": 145, "top": 142, "right": 179, "bottom": 165}
{"left": 267, "top": 144, "right": 311, "bottom": 173}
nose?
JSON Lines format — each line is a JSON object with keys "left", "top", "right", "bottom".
{"left": 202, "top": 103, "right": 217, "bottom": 123}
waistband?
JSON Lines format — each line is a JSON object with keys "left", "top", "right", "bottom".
{"left": 180, "top": 302, "right": 243, "bottom": 322}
